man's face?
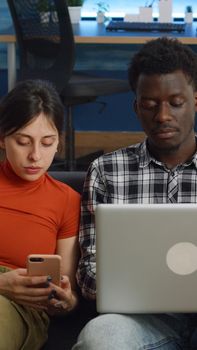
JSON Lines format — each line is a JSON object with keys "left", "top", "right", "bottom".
{"left": 134, "top": 70, "right": 197, "bottom": 156}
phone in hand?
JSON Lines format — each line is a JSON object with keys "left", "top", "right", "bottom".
{"left": 27, "top": 254, "right": 62, "bottom": 286}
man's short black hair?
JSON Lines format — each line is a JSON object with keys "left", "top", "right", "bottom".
{"left": 128, "top": 37, "right": 197, "bottom": 93}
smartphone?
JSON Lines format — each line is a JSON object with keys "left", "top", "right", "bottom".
{"left": 27, "top": 254, "right": 62, "bottom": 286}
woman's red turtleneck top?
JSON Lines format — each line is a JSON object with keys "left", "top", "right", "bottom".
{"left": 0, "top": 161, "right": 81, "bottom": 269}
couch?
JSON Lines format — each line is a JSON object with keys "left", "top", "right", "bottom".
{"left": 42, "top": 171, "right": 98, "bottom": 350}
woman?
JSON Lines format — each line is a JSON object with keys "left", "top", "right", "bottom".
{"left": 0, "top": 79, "right": 81, "bottom": 349}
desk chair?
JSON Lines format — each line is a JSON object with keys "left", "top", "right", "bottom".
{"left": 7, "top": 0, "right": 130, "bottom": 170}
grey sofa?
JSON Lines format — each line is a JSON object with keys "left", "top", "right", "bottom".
{"left": 42, "top": 171, "right": 98, "bottom": 350}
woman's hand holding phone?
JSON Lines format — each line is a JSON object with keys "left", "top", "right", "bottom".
{"left": 0, "top": 254, "right": 77, "bottom": 314}
{"left": 26, "top": 254, "right": 78, "bottom": 314}
{"left": 0, "top": 268, "right": 52, "bottom": 310}
{"left": 46, "top": 275, "right": 78, "bottom": 315}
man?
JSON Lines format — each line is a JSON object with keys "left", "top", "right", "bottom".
{"left": 73, "top": 37, "right": 197, "bottom": 349}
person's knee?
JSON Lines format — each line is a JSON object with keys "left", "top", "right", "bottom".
{"left": 0, "top": 295, "right": 26, "bottom": 350}
{"left": 73, "top": 314, "right": 182, "bottom": 350}
{"left": 73, "top": 314, "right": 133, "bottom": 350}
{"left": 0, "top": 294, "right": 17, "bottom": 325}
{"left": 81, "top": 313, "right": 127, "bottom": 336}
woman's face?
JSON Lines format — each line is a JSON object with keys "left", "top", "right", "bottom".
{"left": 0, "top": 112, "right": 59, "bottom": 181}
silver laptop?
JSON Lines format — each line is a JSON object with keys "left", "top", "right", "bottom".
{"left": 96, "top": 203, "right": 197, "bottom": 313}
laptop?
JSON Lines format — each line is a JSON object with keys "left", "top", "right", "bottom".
{"left": 96, "top": 203, "right": 197, "bottom": 313}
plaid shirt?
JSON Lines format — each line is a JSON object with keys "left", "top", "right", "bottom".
{"left": 77, "top": 140, "right": 197, "bottom": 299}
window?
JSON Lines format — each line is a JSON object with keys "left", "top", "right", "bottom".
{"left": 82, "top": 0, "right": 197, "bottom": 18}
{"left": 1, "top": 0, "right": 196, "bottom": 22}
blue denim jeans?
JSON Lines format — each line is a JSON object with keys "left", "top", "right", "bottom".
{"left": 72, "top": 313, "right": 197, "bottom": 350}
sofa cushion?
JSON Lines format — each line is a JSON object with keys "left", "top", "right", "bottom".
{"left": 48, "top": 171, "right": 86, "bottom": 194}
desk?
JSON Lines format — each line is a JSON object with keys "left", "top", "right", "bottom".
{"left": 72, "top": 20, "right": 197, "bottom": 44}
{"left": 1, "top": 20, "right": 197, "bottom": 91}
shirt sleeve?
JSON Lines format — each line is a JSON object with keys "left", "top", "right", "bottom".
{"left": 58, "top": 187, "right": 81, "bottom": 239}
{"left": 76, "top": 159, "right": 107, "bottom": 299}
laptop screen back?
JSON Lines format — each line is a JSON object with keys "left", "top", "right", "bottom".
{"left": 96, "top": 203, "right": 197, "bottom": 313}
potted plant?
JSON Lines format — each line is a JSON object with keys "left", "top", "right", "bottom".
{"left": 95, "top": 2, "right": 109, "bottom": 24}
{"left": 67, "top": 0, "right": 84, "bottom": 23}
{"left": 37, "top": 0, "right": 49, "bottom": 12}
{"left": 37, "top": 0, "right": 84, "bottom": 24}
{"left": 67, "top": 0, "right": 84, "bottom": 5}
{"left": 37, "top": 0, "right": 50, "bottom": 22}
{"left": 37, "top": 0, "right": 58, "bottom": 23}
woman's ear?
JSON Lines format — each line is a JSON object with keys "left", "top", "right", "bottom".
{"left": 57, "top": 135, "right": 63, "bottom": 155}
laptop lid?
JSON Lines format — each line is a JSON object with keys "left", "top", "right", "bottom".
{"left": 96, "top": 203, "right": 197, "bottom": 313}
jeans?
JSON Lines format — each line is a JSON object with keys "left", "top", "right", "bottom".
{"left": 72, "top": 313, "right": 197, "bottom": 350}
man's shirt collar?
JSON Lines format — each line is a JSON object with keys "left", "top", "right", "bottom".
{"left": 137, "top": 137, "right": 197, "bottom": 170}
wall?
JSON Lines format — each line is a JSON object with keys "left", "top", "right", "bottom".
{"left": 1, "top": 3, "right": 197, "bottom": 133}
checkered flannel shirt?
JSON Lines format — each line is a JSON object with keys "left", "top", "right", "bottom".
{"left": 77, "top": 140, "right": 197, "bottom": 299}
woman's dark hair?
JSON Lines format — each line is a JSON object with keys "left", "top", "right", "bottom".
{"left": 0, "top": 79, "right": 64, "bottom": 137}
{"left": 128, "top": 37, "right": 197, "bottom": 93}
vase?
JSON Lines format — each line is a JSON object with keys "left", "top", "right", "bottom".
{"left": 68, "top": 6, "right": 82, "bottom": 24}
{"left": 185, "top": 12, "right": 193, "bottom": 24}
{"left": 158, "top": 0, "right": 172, "bottom": 23}
{"left": 139, "top": 7, "right": 152, "bottom": 22}
{"left": 97, "top": 11, "right": 105, "bottom": 24}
